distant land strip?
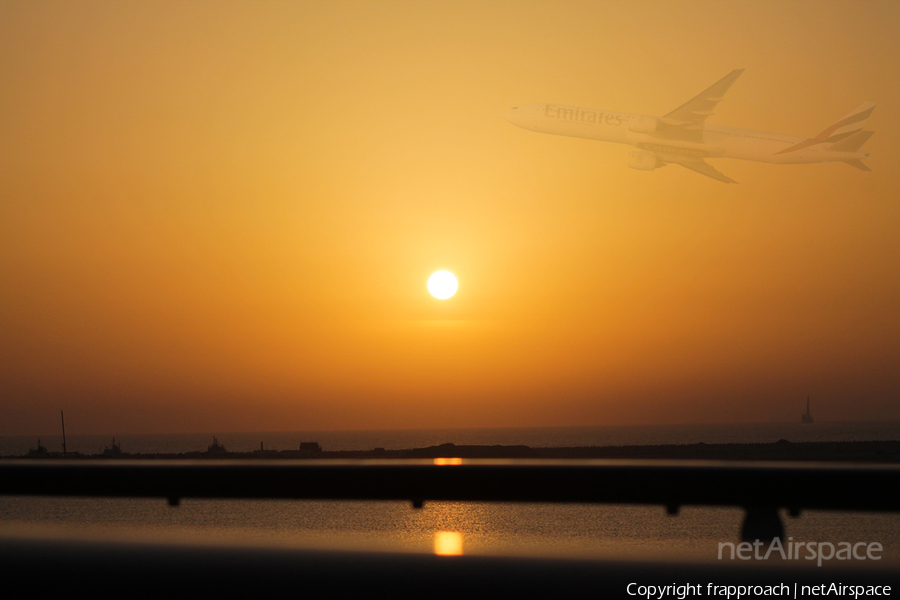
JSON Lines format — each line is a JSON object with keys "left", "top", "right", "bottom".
{"left": 6, "top": 440, "right": 900, "bottom": 462}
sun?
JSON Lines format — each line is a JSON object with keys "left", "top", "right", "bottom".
{"left": 428, "top": 271, "right": 458, "bottom": 299}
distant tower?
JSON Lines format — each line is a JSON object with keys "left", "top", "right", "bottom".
{"left": 801, "top": 396, "right": 814, "bottom": 424}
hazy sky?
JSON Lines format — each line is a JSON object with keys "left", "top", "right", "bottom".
{"left": 2, "top": 1, "right": 899, "bottom": 435}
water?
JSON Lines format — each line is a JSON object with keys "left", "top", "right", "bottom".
{"left": 3, "top": 497, "right": 899, "bottom": 562}
{"left": 2, "top": 422, "right": 899, "bottom": 561}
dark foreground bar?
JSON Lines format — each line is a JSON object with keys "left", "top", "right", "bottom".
{"left": 1, "top": 459, "right": 898, "bottom": 512}
{"left": 1, "top": 532, "right": 897, "bottom": 597}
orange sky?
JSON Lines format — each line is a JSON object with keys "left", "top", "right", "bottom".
{"left": 2, "top": 1, "right": 899, "bottom": 435}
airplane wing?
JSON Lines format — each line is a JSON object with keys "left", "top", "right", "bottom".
{"left": 662, "top": 155, "right": 738, "bottom": 184}
{"left": 655, "top": 69, "right": 744, "bottom": 142}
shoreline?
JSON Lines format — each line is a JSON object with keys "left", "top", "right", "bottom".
{"left": 8, "top": 439, "right": 900, "bottom": 462}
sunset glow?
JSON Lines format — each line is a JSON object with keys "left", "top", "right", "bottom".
{"left": 1, "top": 1, "right": 898, "bottom": 436}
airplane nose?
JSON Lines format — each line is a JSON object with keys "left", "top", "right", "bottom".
{"left": 503, "top": 106, "right": 520, "bottom": 123}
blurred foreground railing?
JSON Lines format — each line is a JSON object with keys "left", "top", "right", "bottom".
{"left": 2, "top": 459, "right": 899, "bottom": 596}
{"left": 2, "top": 458, "right": 899, "bottom": 540}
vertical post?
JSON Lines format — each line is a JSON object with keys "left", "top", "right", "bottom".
{"left": 60, "top": 410, "right": 67, "bottom": 457}
{"left": 741, "top": 507, "right": 784, "bottom": 542}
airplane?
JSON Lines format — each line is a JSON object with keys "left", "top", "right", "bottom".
{"left": 503, "top": 69, "right": 875, "bottom": 183}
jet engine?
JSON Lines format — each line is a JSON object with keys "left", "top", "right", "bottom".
{"left": 628, "top": 115, "right": 658, "bottom": 134}
{"left": 628, "top": 150, "right": 664, "bottom": 171}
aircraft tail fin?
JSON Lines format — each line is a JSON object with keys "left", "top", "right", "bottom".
{"left": 776, "top": 102, "right": 876, "bottom": 155}
{"left": 843, "top": 159, "right": 872, "bottom": 172}
{"left": 815, "top": 102, "right": 876, "bottom": 144}
{"left": 829, "top": 130, "right": 874, "bottom": 152}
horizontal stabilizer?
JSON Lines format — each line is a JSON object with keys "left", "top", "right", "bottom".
{"left": 665, "top": 156, "right": 738, "bottom": 183}
{"left": 829, "top": 130, "right": 874, "bottom": 152}
{"left": 843, "top": 159, "right": 872, "bottom": 172}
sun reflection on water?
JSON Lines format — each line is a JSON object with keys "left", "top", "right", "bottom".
{"left": 433, "top": 531, "right": 463, "bottom": 556}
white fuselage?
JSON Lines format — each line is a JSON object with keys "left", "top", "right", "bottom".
{"left": 504, "top": 104, "right": 869, "bottom": 165}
